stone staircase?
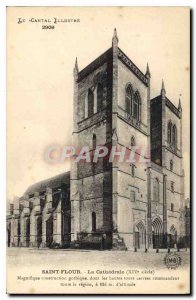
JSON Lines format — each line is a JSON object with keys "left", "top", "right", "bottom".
{"left": 112, "top": 233, "right": 127, "bottom": 250}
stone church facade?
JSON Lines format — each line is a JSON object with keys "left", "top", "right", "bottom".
{"left": 7, "top": 30, "right": 187, "bottom": 250}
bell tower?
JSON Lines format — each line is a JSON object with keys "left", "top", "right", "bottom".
{"left": 150, "top": 81, "right": 184, "bottom": 238}
{"left": 70, "top": 32, "right": 114, "bottom": 248}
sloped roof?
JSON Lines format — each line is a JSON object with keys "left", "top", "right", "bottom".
{"left": 24, "top": 171, "right": 70, "bottom": 195}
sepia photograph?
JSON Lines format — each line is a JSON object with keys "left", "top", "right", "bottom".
{"left": 6, "top": 6, "right": 190, "bottom": 294}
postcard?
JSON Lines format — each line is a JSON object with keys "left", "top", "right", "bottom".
{"left": 6, "top": 6, "right": 190, "bottom": 294}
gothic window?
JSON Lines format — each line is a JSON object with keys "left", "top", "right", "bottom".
{"left": 133, "top": 91, "right": 141, "bottom": 121}
{"left": 88, "top": 89, "right": 94, "bottom": 117}
{"left": 153, "top": 178, "right": 159, "bottom": 202}
{"left": 167, "top": 121, "right": 172, "bottom": 144}
{"left": 125, "top": 84, "right": 132, "bottom": 115}
{"left": 172, "top": 125, "right": 177, "bottom": 149}
{"left": 171, "top": 203, "right": 174, "bottom": 212}
{"left": 131, "top": 136, "right": 136, "bottom": 147}
{"left": 130, "top": 190, "right": 136, "bottom": 202}
{"left": 131, "top": 164, "right": 135, "bottom": 177}
{"left": 92, "top": 133, "right": 96, "bottom": 149}
{"left": 97, "top": 83, "right": 104, "bottom": 112}
{"left": 92, "top": 212, "right": 96, "bottom": 232}
{"left": 170, "top": 160, "right": 173, "bottom": 172}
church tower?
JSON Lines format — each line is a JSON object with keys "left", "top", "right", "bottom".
{"left": 71, "top": 30, "right": 184, "bottom": 250}
{"left": 150, "top": 81, "right": 184, "bottom": 243}
{"left": 71, "top": 29, "right": 151, "bottom": 249}
{"left": 70, "top": 32, "right": 114, "bottom": 248}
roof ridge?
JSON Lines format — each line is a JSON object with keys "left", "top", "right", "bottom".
{"left": 24, "top": 171, "right": 70, "bottom": 196}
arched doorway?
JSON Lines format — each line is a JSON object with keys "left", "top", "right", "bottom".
{"left": 152, "top": 217, "right": 163, "bottom": 249}
{"left": 134, "top": 221, "right": 145, "bottom": 249}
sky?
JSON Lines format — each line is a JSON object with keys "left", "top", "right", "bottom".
{"left": 7, "top": 7, "right": 190, "bottom": 201}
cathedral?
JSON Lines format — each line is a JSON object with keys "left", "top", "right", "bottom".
{"left": 7, "top": 29, "right": 187, "bottom": 250}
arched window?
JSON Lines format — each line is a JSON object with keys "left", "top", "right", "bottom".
{"left": 92, "top": 133, "right": 96, "bottom": 149}
{"left": 97, "top": 83, "right": 104, "bottom": 112}
{"left": 172, "top": 125, "right": 177, "bottom": 149}
{"left": 133, "top": 91, "right": 141, "bottom": 121}
{"left": 170, "top": 160, "right": 173, "bottom": 172}
{"left": 88, "top": 89, "right": 94, "bottom": 117}
{"left": 167, "top": 121, "right": 172, "bottom": 144}
{"left": 131, "top": 136, "right": 136, "bottom": 147}
{"left": 153, "top": 178, "right": 159, "bottom": 202}
{"left": 125, "top": 84, "right": 132, "bottom": 115}
{"left": 92, "top": 212, "right": 96, "bottom": 232}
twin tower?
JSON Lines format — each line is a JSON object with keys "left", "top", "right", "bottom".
{"left": 70, "top": 29, "right": 184, "bottom": 250}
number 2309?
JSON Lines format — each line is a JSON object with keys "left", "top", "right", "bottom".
{"left": 42, "top": 25, "right": 55, "bottom": 29}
